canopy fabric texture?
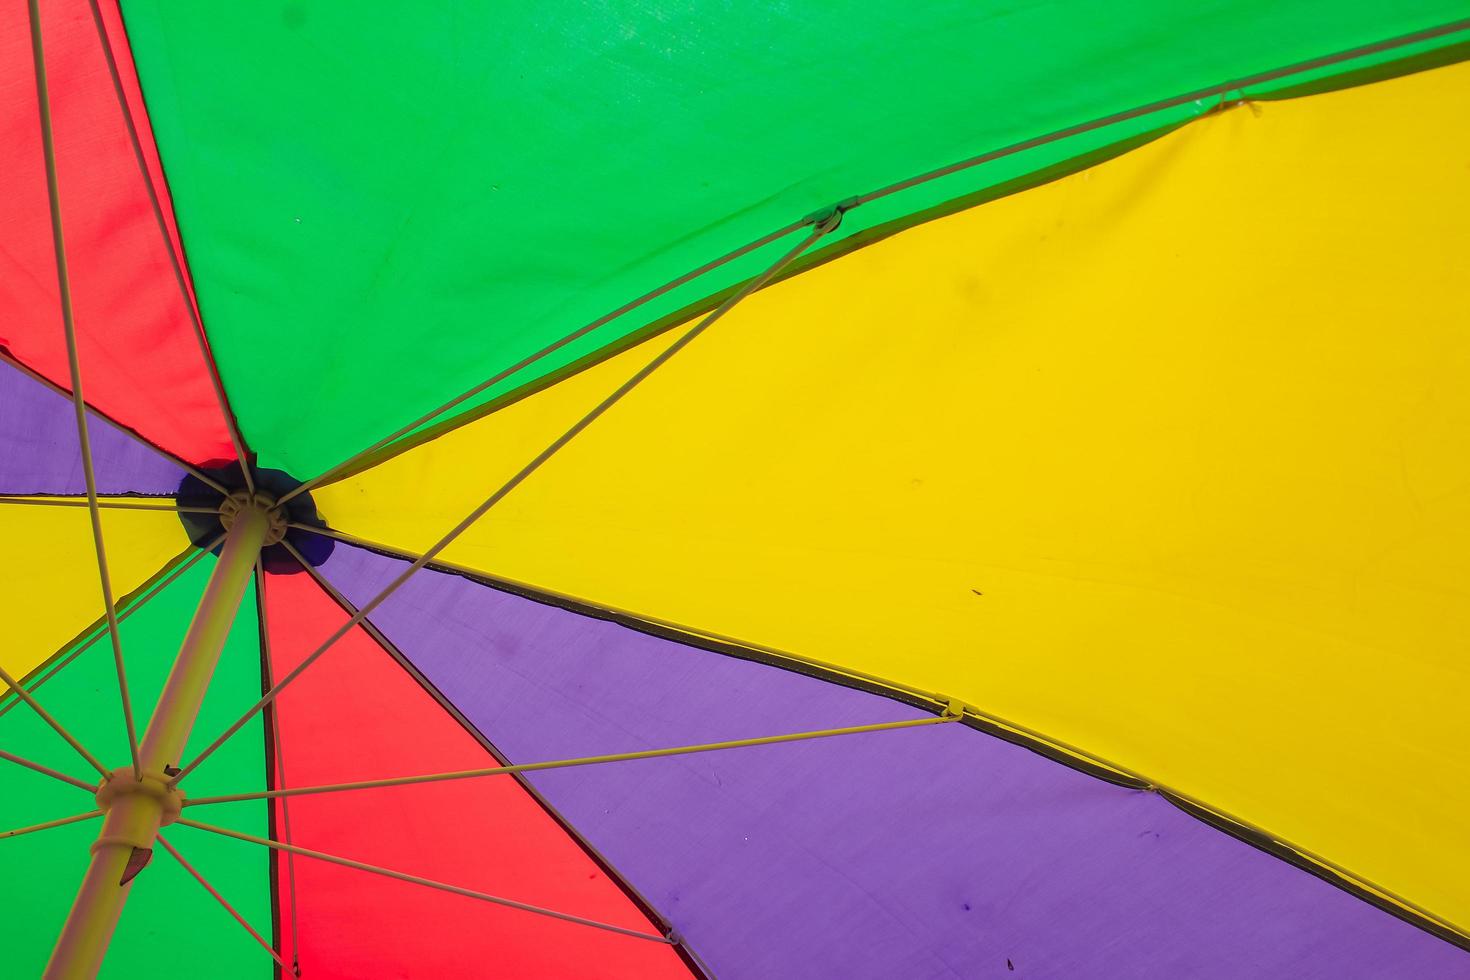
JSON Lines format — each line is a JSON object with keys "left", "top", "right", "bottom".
{"left": 1, "top": 2, "right": 1467, "bottom": 978}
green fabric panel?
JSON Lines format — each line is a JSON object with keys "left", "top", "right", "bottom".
{"left": 119, "top": 2, "right": 1468, "bottom": 477}
{"left": 0, "top": 561, "right": 269, "bottom": 978}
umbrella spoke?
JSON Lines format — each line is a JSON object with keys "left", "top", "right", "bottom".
{"left": 183, "top": 713, "right": 960, "bottom": 807}
{"left": 28, "top": 0, "right": 143, "bottom": 778}
{"left": 284, "top": 522, "right": 374, "bottom": 548}
{"left": 0, "top": 748, "right": 97, "bottom": 792}
{"left": 171, "top": 218, "right": 840, "bottom": 788}
{"left": 155, "top": 833, "right": 289, "bottom": 971}
{"left": 0, "top": 661, "right": 109, "bottom": 778}
{"left": 176, "top": 817, "right": 674, "bottom": 944}
{"left": 84, "top": 0, "right": 256, "bottom": 495}
{"left": 0, "top": 809, "right": 102, "bottom": 841}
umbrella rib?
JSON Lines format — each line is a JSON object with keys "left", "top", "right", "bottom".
{"left": 254, "top": 560, "right": 303, "bottom": 975}
{"left": 0, "top": 496, "right": 218, "bottom": 514}
{"left": 170, "top": 220, "right": 836, "bottom": 788}
{"left": 183, "top": 714, "right": 960, "bottom": 807}
{"left": 277, "top": 523, "right": 1154, "bottom": 789}
{"left": 278, "top": 218, "right": 807, "bottom": 506}
{"left": 0, "top": 809, "right": 102, "bottom": 841}
{"left": 0, "top": 534, "right": 225, "bottom": 723}
{"left": 155, "top": 833, "right": 290, "bottom": 971}
{"left": 28, "top": 0, "right": 143, "bottom": 779}
{"left": 855, "top": 17, "right": 1470, "bottom": 209}
{"left": 84, "top": 0, "right": 256, "bottom": 493}
{"left": 0, "top": 748, "right": 98, "bottom": 792}
{"left": 0, "top": 661, "right": 109, "bottom": 779}
{"left": 175, "top": 818, "right": 674, "bottom": 944}
{"left": 286, "top": 521, "right": 975, "bottom": 714}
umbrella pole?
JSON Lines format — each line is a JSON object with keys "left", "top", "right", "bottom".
{"left": 45, "top": 498, "right": 277, "bottom": 980}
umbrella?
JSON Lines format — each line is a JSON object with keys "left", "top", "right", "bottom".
{"left": 2, "top": 1, "right": 1468, "bottom": 976}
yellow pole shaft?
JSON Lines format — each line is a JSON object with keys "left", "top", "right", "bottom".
{"left": 44, "top": 504, "right": 270, "bottom": 979}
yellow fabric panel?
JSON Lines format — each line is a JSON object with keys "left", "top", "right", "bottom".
{"left": 0, "top": 501, "right": 191, "bottom": 678}
{"left": 319, "top": 61, "right": 1470, "bottom": 923}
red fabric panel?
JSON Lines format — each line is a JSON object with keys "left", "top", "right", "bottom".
{"left": 261, "top": 570, "right": 692, "bottom": 978}
{"left": 0, "top": 1, "right": 236, "bottom": 465}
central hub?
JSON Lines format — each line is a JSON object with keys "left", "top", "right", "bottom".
{"left": 173, "top": 465, "right": 334, "bottom": 571}
{"left": 90, "top": 769, "right": 184, "bottom": 885}
{"left": 219, "top": 490, "right": 287, "bottom": 546}
{"left": 94, "top": 768, "right": 185, "bottom": 828}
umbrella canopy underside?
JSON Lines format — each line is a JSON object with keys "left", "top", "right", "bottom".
{"left": 1, "top": 2, "right": 1467, "bottom": 977}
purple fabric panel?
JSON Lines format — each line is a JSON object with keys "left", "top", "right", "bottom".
{"left": 0, "top": 358, "right": 183, "bottom": 495}
{"left": 321, "top": 542, "right": 1467, "bottom": 979}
